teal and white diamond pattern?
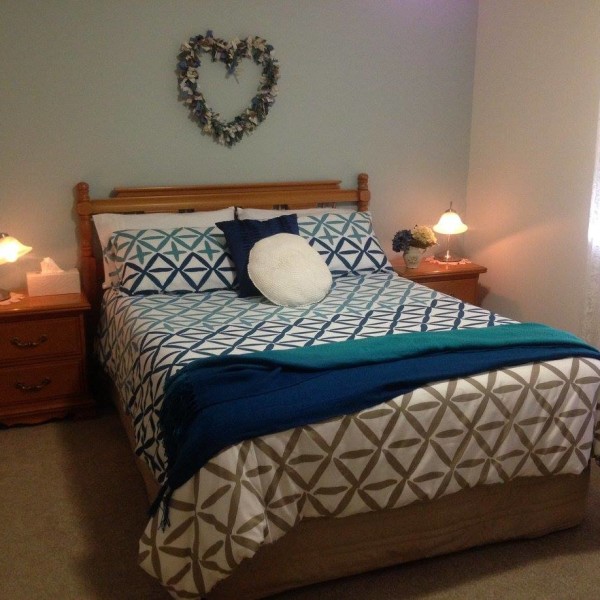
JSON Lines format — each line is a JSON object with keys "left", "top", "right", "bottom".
{"left": 108, "top": 226, "right": 237, "bottom": 295}
{"left": 96, "top": 272, "right": 514, "bottom": 479}
{"left": 298, "top": 212, "right": 394, "bottom": 277}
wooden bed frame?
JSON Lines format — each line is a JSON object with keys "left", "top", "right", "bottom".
{"left": 75, "top": 174, "right": 370, "bottom": 323}
{"left": 75, "top": 173, "right": 590, "bottom": 600}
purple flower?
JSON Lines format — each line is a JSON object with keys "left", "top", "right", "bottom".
{"left": 392, "top": 229, "right": 413, "bottom": 253}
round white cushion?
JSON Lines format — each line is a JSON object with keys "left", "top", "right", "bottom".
{"left": 248, "top": 233, "right": 332, "bottom": 307}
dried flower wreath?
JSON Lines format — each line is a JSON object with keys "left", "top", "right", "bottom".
{"left": 176, "top": 30, "right": 280, "bottom": 147}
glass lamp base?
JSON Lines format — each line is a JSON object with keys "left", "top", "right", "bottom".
{"left": 435, "top": 250, "right": 462, "bottom": 263}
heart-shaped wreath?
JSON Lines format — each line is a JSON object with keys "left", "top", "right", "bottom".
{"left": 177, "top": 30, "right": 280, "bottom": 147}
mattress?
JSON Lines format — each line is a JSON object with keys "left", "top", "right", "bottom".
{"left": 96, "top": 272, "right": 600, "bottom": 598}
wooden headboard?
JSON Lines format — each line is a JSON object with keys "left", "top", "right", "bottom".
{"left": 75, "top": 172, "right": 370, "bottom": 318}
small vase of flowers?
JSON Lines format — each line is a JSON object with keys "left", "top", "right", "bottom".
{"left": 392, "top": 225, "right": 437, "bottom": 269}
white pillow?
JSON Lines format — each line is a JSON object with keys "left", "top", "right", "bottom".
{"left": 238, "top": 207, "right": 353, "bottom": 220}
{"left": 248, "top": 233, "right": 332, "bottom": 307}
{"left": 93, "top": 207, "right": 235, "bottom": 288}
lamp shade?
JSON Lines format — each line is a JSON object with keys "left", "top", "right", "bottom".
{"left": 433, "top": 205, "right": 468, "bottom": 235}
{"left": 0, "top": 233, "right": 32, "bottom": 265}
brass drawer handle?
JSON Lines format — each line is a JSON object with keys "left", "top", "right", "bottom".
{"left": 15, "top": 378, "right": 51, "bottom": 392}
{"left": 10, "top": 335, "right": 49, "bottom": 349}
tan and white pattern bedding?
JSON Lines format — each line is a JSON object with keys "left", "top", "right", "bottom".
{"left": 96, "top": 273, "right": 600, "bottom": 599}
{"left": 139, "top": 356, "right": 600, "bottom": 598}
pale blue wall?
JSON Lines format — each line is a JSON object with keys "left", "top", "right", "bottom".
{"left": 0, "top": 0, "right": 478, "bottom": 289}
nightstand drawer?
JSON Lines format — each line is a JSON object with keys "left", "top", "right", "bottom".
{"left": 0, "top": 316, "right": 82, "bottom": 363}
{"left": 391, "top": 258, "right": 487, "bottom": 306}
{"left": 0, "top": 359, "right": 84, "bottom": 405}
{"left": 0, "top": 292, "right": 94, "bottom": 425}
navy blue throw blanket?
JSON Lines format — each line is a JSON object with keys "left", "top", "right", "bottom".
{"left": 151, "top": 323, "right": 600, "bottom": 526}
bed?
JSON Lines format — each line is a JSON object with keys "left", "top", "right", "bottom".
{"left": 75, "top": 173, "right": 600, "bottom": 600}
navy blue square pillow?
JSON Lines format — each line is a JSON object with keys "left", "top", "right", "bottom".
{"left": 216, "top": 214, "right": 299, "bottom": 297}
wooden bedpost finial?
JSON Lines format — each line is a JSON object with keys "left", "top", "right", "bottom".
{"left": 75, "top": 182, "right": 91, "bottom": 216}
{"left": 358, "top": 173, "right": 368, "bottom": 190}
{"left": 357, "top": 173, "right": 370, "bottom": 211}
{"left": 76, "top": 181, "right": 89, "bottom": 201}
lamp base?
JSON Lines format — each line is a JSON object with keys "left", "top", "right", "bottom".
{"left": 0, "top": 288, "right": 10, "bottom": 302}
{"left": 435, "top": 251, "right": 463, "bottom": 263}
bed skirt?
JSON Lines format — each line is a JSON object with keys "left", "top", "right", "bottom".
{"left": 112, "top": 384, "right": 590, "bottom": 600}
{"left": 209, "top": 468, "right": 589, "bottom": 599}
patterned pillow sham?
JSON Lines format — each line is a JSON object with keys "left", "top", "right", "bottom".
{"left": 107, "top": 226, "right": 236, "bottom": 295}
{"left": 297, "top": 211, "right": 393, "bottom": 278}
{"left": 94, "top": 207, "right": 235, "bottom": 289}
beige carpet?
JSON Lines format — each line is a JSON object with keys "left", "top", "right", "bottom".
{"left": 2, "top": 405, "right": 600, "bottom": 600}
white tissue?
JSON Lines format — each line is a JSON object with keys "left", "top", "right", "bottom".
{"left": 40, "top": 257, "right": 64, "bottom": 273}
{"left": 27, "top": 258, "right": 80, "bottom": 296}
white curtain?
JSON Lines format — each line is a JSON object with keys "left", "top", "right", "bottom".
{"left": 582, "top": 103, "right": 600, "bottom": 347}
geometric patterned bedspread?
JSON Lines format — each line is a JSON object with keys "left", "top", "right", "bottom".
{"left": 96, "top": 273, "right": 600, "bottom": 599}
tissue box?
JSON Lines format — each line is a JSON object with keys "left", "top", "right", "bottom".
{"left": 27, "top": 269, "right": 81, "bottom": 296}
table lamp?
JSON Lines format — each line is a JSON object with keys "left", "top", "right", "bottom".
{"left": 0, "top": 233, "right": 33, "bottom": 301}
{"left": 432, "top": 203, "right": 468, "bottom": 262}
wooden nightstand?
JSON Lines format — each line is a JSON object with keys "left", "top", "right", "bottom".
{"left": 391, "top": 257, "right": 487, "bottom": 305}
{"left": 0, "top": 292, "right": 95, "bottom": 426}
